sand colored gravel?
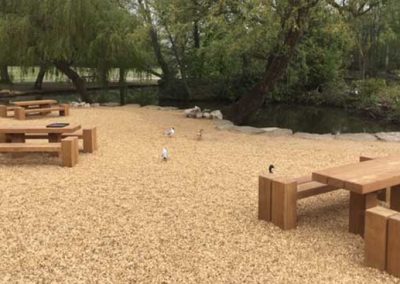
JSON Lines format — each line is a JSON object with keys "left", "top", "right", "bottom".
{"left": 0, "top": 106, "right": 400, "bottom": 283}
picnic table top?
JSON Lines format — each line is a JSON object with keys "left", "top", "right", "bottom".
{"left": 11, "top": 100, "right": 58, "bottom": 107}
{"left": 312, "top": 155, "right": 400, "bottom": 194}
{"left": 0, "top": 124, "right": 81, "bottom": 134}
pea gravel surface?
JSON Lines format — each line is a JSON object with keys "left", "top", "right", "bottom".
{"left": 0, "top": 105, "right": 399, "bottom": 283}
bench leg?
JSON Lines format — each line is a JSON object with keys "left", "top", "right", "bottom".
{"left": 15, "top": 107, "right": 26, "bottom": 120}
{"left": 61, "top": 137, "right": 79, "bottom": 167}
{"left": 349, "top": 192, "right": 378, "bottom": 236}
{"left": 0, "top": 105, "right": 7, "bottom": 117}
{"left": 387, "top": 214, "right": 400, "bottom": 277}
{"left": 365, "top": 207, "right": 397, "bottom": 271}
{"left": 259, "top": 176, "right": 272, "bottom": 221}
{"left": 83, "top": 127, "right": 97, "bottom": 153}
{"left": 390, "top": 185, "right": 400, "bottom": 212}
{"left": 60, "top": 104, "right": 70, "bottom": 116}
{"left": 271, "top": 179, "right": 297, "bottom": 230}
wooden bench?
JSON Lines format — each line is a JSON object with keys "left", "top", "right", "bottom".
{"left": 15, "top": 104, "right": 70, "bottom": 120}
{"left": 0, "top": 137, "right": 79, "bottom": 167}
{"left": 0, "top": 105, "right": 18, "bottom": 118}
{"left": 365, "top": 206, "right": 400, "bottom": 277}
{"left": 259, "top": 155, "right": 380, "bottom": 230}
{"left": 23, "top": 127, "right": 97, "bottom": 153}
{"left": 259, "top": 174, "right": 339, "bottom": 230}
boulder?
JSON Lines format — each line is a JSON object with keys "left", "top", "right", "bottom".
{"left": 335, "top": 133, "right": 378, "bottom": 142}
{"left": 231, "top": 126, "right": 266, "bottom": 134}
{"left": 293, "top": 132, "right": 334, "bottom": 140}
{"left": 71, "top": 101, "right": 80, "bottom": 108}
{"left": 210, "top": 110, "right": 223, "bottom": 120}
{"left": 375, "top": 132, "right": 400, "bottom": 143}
{"left": 214, "top": 120, "right": 234, "bottom": 130}
{"left": 203, "top": 112, "right": 211, "bottom": 119}
{"left": 83, "top": 103, "right": 91, "bottom": 108}
{"left": 101, "top": 102, "right": 120, "bottom": 107}
{"left": 91, "top": 103, "right": 100, "bottom": 107}
{"left": 262, "top": 127, "right": 293, "bottom": 136}
{"left": 184, "top": 106, "right": 201, "bottom": 118}
{"left": 195, "top": 112, "right": 203, "bottom": 119}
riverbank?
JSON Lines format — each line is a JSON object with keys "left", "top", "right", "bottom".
{"left": 0, "top": 106, "right": 399, "bottom": 282}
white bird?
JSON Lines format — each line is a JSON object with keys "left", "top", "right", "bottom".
{"left": 165, "top": 127, "right": 175, "bottom": 137}
{"left": 161, "top": 148, "right": 169, "bottom": 161}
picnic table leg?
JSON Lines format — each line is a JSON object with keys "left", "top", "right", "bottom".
{"left": 390, "top": 185, "right": 400, "bottom": 212}
{"left": 349, "top": 191, "right": 378, "bottom": 236}
{"left": 0, "top": 105, "right": 7, "bottom": 117}
{"left": 7, "top": 133, "right": 25, "bottom": 143}
{"left": 48, "top": 133, "right": 62, "bottom": 143}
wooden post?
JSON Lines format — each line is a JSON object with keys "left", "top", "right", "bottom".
{"left": 365, "top": 207, "right": 397, "bottom": 271}
{"left": 14, "top": 107, "right": 26, "bottom": 120}
{"left": 271, "top": 178, "right": 297, "bottom": 230}
{"left": 60, "top": 104, "right": 70, "bottom": 116}
{"left": 359, "top": 156, "right": 386, "bottom": 201}
{"left": 390, "top": 185, "right": 400, "bottom": 212}
{"left": 61, "top": 137, "right": 79, "bottom": 167}
{"left": 387, "top": 214, "right": 400, "bottom": 277}
{"left": 349, "top": 192, "right": 378, "bottom": 236}
{"left": 82, "top": 127, "right": 97, "bottom": 153}
{"left": 258, "top": 175, "right": 272, "bottom": 221}
{"left": 0, "top": 105, "right": 7, "bottom": 117}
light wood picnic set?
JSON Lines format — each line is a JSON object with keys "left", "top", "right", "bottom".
{"left": 259, "top": 155, "right": 400, "bottom": 277}
{"left": 0, "top": 99, "right": 97, "bottom": 167}
{"left": 0, "top": 99, "right": 69, "bottom": 120}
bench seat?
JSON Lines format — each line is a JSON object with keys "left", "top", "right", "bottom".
{"left": 0, "top": 137, "right": 79, "bottom": 167}
{"left": 23, "top": 127, "right": 97, "bottom": 153}
{"left": 15, "top": 104, "right": 69, "bottom": 120}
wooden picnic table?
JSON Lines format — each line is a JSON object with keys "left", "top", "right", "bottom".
{"left": 11, "top": 99, "right": 58, "bottom": 109}
{"left": 0, "top": 124, "right": 81, "bottom": 143}
{"left": 312, "top": 156, "right": 400, "bottom": 236}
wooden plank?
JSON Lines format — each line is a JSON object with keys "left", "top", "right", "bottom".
{"left": 258, "top": 175, "right": 272, "bottom": 221}
{"left": 23, "top": 106, "right": 63, "bottom": 114}
{"left": 271, "top": 179, "right": 297, "bottom": 230}
{"left": 0, "top": 143, "right": 60, "bottom": 153}
{"left": 387, "top": 214, "right": 400, "bottom": 277}
{"left": 0, "top": 124, "right": 81, "bottom": 134}
{"left": 349, "top": 192, "right": 378, "bottom": 236}
{"left": 390, "top": 185, "right": 400, "bottom": 212}
{"left": 313, "top": 155, "right": 400, "bottom": 194}
{"left": 297, "top": 182, "right": 339, "bottom": 200}
{"left": 12, "top": 100, "right": 57, "bottom": 107}
{"left": 365, "top": 207, "right": 397, "bottom": 271}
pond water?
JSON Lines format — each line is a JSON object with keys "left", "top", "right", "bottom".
{"left": 160, "top": 100, "right": 400, "bottom": 134}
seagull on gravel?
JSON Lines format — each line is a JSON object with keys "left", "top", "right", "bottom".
{"left": 197, "top": 129, "right": 204, "bottom": 140}
{"left": 165, "top": 127, "right": 175, "bottom": 137}
{"left": 161, "top": 148, "right": 169, "bottom": 161}
{"left": 269, "top": 164, "right": 275, "bottom": 174}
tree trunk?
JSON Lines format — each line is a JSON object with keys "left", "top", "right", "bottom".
{"left": 223, "top": 1, "right": 317, "bottom": 124}
{"left": 34, "top": 65, "right": 48, "bottom": 90}
{"left": 0, "top": 65, "right": 11, "bottom": 84}
{"left": 119, "top": 67, "right": 127, "bottom": 106}
{"left": 54, "top": 61, "right": 91, "bottom": 103}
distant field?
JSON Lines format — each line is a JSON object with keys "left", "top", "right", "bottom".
{"left": 7, "top": 66, "right": 158, "bottom": 83}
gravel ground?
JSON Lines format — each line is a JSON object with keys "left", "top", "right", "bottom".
{"left": 0, "top": 106, "right": 399, "bottom": 283}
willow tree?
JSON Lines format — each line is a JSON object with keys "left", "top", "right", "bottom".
{"left": 0, "top": 0, "right": 138, "bottom": 101}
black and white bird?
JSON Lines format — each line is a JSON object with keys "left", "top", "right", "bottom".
{"left": 165, "top": 127, "right": 175, "bottom": 137}
{"left": 269, "top": 164, "right": 275, "bottom": 174}
{"left": 161, "top": 148, "right": 169, "bottom": 161}
{"left": 197, "top": 129, "right": 204, "bottom": 140}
